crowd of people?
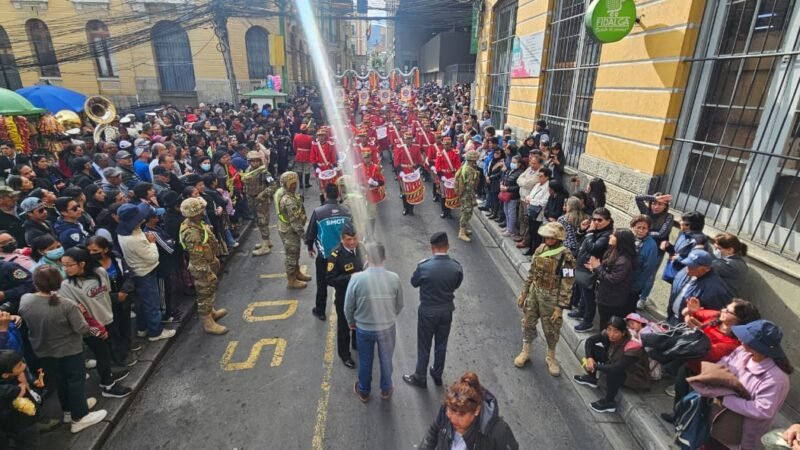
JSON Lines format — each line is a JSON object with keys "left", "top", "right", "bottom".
{"left": 0, "top": 78, "right": 796, "bottom": 450}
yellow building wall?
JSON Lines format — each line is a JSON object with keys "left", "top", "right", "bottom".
{"left": 472, "top": 0, "right": 705, "bottom": 177}
{"left": 585, "top": 0, "right": 706, "bottom": 176}
{"left": 0, "top": 1, "right": 304, "bottom": 106}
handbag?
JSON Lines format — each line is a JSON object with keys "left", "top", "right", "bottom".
{"left": 498, "top": 191, "right": 513, "bottom": 203}
{"left": 642, "top": 322, "right": 711, "bottom": 364}
{"left": 710, "top": 403, "right": 744, "bottom": 447}
{"left": 526, "top": 204, "right": 542, "bottom": 219}
{"left": 662, "top": 258, "right": 680, "bottom": 283}
{"left": 574, "top": 268, "right": 597, "bottom": 288}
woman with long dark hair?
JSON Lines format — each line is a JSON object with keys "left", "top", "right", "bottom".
{"left": 585, "top": 228, "right": 636, "bottom": 329}
{"left": 59, "top": 248, "right": 132, "bottom": 399}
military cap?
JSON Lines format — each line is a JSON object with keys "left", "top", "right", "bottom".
{"left": 246, "top": 151, "right": 263, "bottom": 160}
{"left": 465, "top": 150, "right": 480, "bottom": 161}
{"left": 538, "top": 222, "right": 566, "bottom": 240}
{"left": 280, "top": 171, "right": 298, "bottom": 187}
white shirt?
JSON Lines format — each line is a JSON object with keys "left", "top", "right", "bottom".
{"left": 118, "top": 228, "right": 160, "bottom": 276}
{"left": 526, "top": 181, "right": 550, "bottom": 222}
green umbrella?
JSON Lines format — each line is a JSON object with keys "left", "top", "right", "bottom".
{"left": 0, "top": 87, "right": 47, "bottom": 116}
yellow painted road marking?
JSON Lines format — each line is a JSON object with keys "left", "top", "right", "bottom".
{"left": 259, "top": 273, "right": 286, "bottom": 279}
{"left": 311, "top": 310, "right": 337, "bottom": 449}
{"left": 220, "top": 338, "right": 287, "bottom": 371}
{"left": 242, "top": 300, "right": 299, "bottom": 322}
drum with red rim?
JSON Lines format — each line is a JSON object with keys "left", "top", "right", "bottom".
{"left": 442, "top": 177, "right": 460, "bottom": 209}
{"left": 400, "top": 169, "right": 425, "bottom": 205}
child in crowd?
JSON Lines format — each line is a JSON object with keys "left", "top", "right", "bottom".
{"left": 0, "top": 349, "right": 43, "bottom": 448}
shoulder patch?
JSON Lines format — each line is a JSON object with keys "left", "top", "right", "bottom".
{"left": 330, "top": 250, "right": 338, "bottom": 257}
{"left": 12, "top": 269, "right": 27, "bottom": 280}
{"left": 327, "top": 262, "right": 334, "bottom": 272}
{"left": 70, "top": 233, "right": 80, "bottom": 243}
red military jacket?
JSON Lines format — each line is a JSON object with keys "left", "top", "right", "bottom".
{"left": 359, "top": 162, "right": 385, "bottom": 204}
{"left": 393, "top": 142, "right": 424, "bottom": 172}
{"left": 293, "top": 133, "right": 313, "bottom": 163}
{"left": 435, "top": 149, "right": 462, "bottom": 178}
{"left": 310, "top": 140, "right": 337, "bottom": 170}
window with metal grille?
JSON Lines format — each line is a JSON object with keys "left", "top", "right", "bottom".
{"left": 246, "top": 26, "right": 271, "bottom": 80}
{"left": 87, "top": 21, "right": 117, "bottom": 78}
{"left": 540, "top": 0, "right": 600, "bottom": 168}
{"left": 26, "top": 19, "right": 60, "bottom": 78}
{"left": 487, "top": 0, "right": 517, "bottom": 129}
{"left": 0, "top": 27, "right": 21, "bottom": 90}
{"left": 151, "top": 21, "right": 196, "bottom": 94}
{"left": 664, "top": 0, "right": 800, "bottom": 260}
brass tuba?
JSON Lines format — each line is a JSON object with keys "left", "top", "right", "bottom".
{"left": 84, "top": 96, "right": 119, "bottom": 142}
{"left": 55, "top": 110, "right": 81, "bottom": 131}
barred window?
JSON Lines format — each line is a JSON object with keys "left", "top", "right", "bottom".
{"left": 87, "top": 20, "right": 117, "bottom": 78}
{"left": 246, "top": 26, "right": 271, "bottom": 80}
{"left": 26, "top": 19, "right": 60, "bottom": 78}
{"left": 0, "top": 26, "right": 21, "bottom": 90}
{"left": 665, "top": 0, "right": 800, "bottom": 259}
{"left": 151, "top": 21, "right": 196, "bottom": 94}
{"left": 486, "top": 0, "right": 517, "bottom": 129}
{"left": 540, "top": 0, "right": 600, "bottom": 168}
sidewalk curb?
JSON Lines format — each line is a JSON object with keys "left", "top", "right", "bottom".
{"left": 67, "top": 220, "right": 255, "bottom": 450}
{"left": 472, "top": 211, "right": 675, "bottom": 450}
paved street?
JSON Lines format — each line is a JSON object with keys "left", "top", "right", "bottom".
{"left": 104, "top": 163, "right": 623, "bottom": 449}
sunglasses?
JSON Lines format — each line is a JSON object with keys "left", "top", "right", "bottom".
{"left": 69, "top": 206, "right": 82, "bottom": 212}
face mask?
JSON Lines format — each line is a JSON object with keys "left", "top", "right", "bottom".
{"left": 90, "top": 252, "right": 104, "bottom": 262}
{"left": 510, "top": 163, "right": 518, "bottom": 170}
{"left": 45, "top": 247, "right": 64, "bottom": 260}
{"left": 200, "top": 163, "right": 211, "bottom": 171}
{"left": 1, "top": 240, "right": 17, "bottom": 253}
{"left": 713, "top": 248, "right": 723, "bottom": 259}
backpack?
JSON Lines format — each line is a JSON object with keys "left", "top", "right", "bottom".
{"left": 673, "top": 391, "right": 711, "bottom": 450}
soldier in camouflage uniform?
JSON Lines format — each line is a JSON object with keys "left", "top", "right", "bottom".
{"left": 180, "top": 197, "right": 228, "bottom": 335}
{"left": 275, "top": 171, "right": 311, "bottom": 289}
{"left": 242, "top": 150, "right": 277, "bottom": 256}
{"left": 455, "top": 149, "right": 481, "bottom": 242}
{"left": 514, "top": 222, "right": 575, "bottom": 376}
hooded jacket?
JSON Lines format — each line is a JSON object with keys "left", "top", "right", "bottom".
{"left": 420, "top": 389, "right": 518, "bottom": 450}
{"left": 54, "top": 217, "right": 88, "bottom": 250}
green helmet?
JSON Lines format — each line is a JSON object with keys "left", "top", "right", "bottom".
{"left": 538, "top": 222, "right": 566, "bottom": 241}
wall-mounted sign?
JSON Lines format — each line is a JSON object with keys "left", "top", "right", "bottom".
{"left": 585, "top": 0, "right": 637, "bottom": 43}
{"left": 510, "top": 32, "right": 544, "bottom": 78}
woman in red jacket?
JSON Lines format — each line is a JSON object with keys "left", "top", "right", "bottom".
{"left": 661, "top": 298, "right": 760, "bottom": 423}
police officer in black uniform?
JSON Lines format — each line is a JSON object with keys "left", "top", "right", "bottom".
{"left": 325, "top": 223, "right": 366, "bottom": 369}
{"left": 403, "top": 231, "right": 464, "bottom": 388}
{"left": 0, "top": 259, "right": 33, "bottom": 313}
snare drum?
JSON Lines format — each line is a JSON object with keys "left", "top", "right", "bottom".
{"left": 400, "top": 169, "right": 425, "bottom": 205}
{"left": 442, "top": 177, "right": 460, "bottom": 209}
{"left": 318, "top": 168, "right": 339, "bottom": 191}
{"left": 366, "top": 185, "right": 386, "bottom": 204}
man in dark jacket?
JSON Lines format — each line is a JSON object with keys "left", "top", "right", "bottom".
{"left": 0, "top": 142, "right": 29, "bottom": 179}
{"left": 325, "top": 223, "right": 365, "bottom": 368}
{"left": 403, "top": 232, "right": 463, "bottom": 388}
{"left": 0, "top": 188, "right": 24, "bottom": 247}
{"left": 53, "top": 197, "right": 89, "bottom": 250}
{"left": 306, "top": 184, "right": 352, "bottom": 321}
{"left": 666, "top": 249, "right": 731, "bottom": 325}
{"left": 20, "top": 198, "right": 55, "bottom": 246}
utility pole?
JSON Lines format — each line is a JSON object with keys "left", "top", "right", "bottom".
{"left": 278, "top": 0, "right": 289, "bottom": 93}
{"left": 211, "top": 0, "right": 239, "bottom": 104}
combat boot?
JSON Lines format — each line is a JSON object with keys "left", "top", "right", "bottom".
{"left": 252, "top": 246, "right": 272, "bottom": 256}
{"left": 465, "top": 228, "right": 473, "bottom": 236}
{"left": 211, "top": 308, "right": 227, "bottom": 321}
{"left": 265, "top": 239, "right": 273, "bottom": 248}
{"left": 458, "top": 227, "right": 472, "bottom": 242}
{"left": 287, "top": 273, "right": 307, "bottom": 289}
{"left": 201, "top": 314, "right": 228, "bottom": 335}
{"left": 513, "top": 342, "right": 531, "bottom": 368}
{"left": 546, "top": 349, "right": 561, "bottom": 377}
{"left": 295, "top": 267, "right": 312, "bottom": 282}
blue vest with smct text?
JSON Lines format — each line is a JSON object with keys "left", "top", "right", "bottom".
{"left": 316, "top": 215, "right": 351, "bottom": 258}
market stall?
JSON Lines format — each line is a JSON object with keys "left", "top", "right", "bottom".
{"left": 0, "top": 88, "right": 46, "bottom": 154}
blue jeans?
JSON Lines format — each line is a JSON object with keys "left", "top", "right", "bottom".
{"left": 356, "top": 326, "right": 396, "bottom": 394}
{"left": 504, "top": 199, "right": 519, "bottom": 233}
{"left": 134, "top": 271, "right": 164, "bottom": 337}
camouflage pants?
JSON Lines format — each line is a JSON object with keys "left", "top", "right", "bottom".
{"left": 459, "top": 196, "right": 474, "bottom": 227}
{"left": 248, "top": 195, "right": 271, "bottom": 240}
{"left": 189, "top": 266, "right": 217, "bottom": 315}
{"left": 279, "top": 229, "right": 301, "bottom": 274}
{"left": 521, "top": 288, "right": 563, "bottom": 350}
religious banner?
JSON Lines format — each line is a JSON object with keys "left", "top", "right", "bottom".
{"left": 358, "top": 89, "right": 370, "bottom": 106}
{"left": 400, "top": 86, "right": 412, "bottom": 102}
{"left": 379, "top": 89, "right": 391, "bottom": 104}
{"left": 510, "top": 32, "right": 545, "bottom": 78}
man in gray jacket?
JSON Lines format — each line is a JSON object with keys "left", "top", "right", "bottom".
{"left": 344, "top": 242, "right": 403, "bottom": 402}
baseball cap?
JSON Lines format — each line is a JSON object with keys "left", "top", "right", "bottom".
{"left": 119, "top": 140, "right": 132, "bottom": 149}
{"left": 19, "top": 197, "right": 46, "bottom": 215}
{"left": 0, "top": 186, "right": 20, "bottom": 198}
{"left": 135, "top": 147, "right": 150, "bottom": 157}
{"left": 103, "top": 167, "right": 123, "bottom": 178}
{"left": 677, "top": 249, "right": 713, "bottom": 269}
{"left": 115, "top": 151, "right": 133, "bottom": 161}
{"left": 625, "top": 313, "right": 648, "bottom": 325}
